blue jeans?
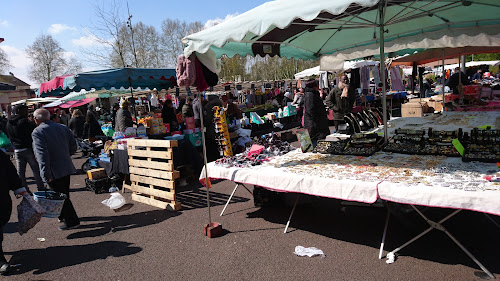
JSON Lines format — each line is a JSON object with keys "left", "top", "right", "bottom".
{"left": 14, "top": 149, "right": 44, "bottom": 190}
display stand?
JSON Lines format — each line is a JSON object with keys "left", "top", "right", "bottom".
{"left": 379, "top": 205, "right": 495, "bottom": 279}
{"left": 123, "top": 139, "right": 181, "bottom": 211}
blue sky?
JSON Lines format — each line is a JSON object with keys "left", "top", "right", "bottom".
{"left": 0, "top": 0, "right": 269, "bottom": 87}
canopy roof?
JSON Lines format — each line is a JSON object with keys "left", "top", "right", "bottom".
{"left": 294, "top": 60, "right": 379, "bottom": 78}
{"left": 391, "top": 46, "right": 500, "bottom": 66}
{"left": 40, "top": 68, "right": 176, "bottom": 97}
{"left": 183, "top": 0, "right": 500, "bottom": 63}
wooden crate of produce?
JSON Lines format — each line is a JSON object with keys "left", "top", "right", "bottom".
{"left": 123, "top": 139, "right": 181, "bottom": 211}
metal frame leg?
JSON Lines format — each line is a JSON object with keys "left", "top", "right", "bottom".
{"left": 379, "top": 209, "right": 390, "bottom": 259}
{"left": 484, "top": 213, "right": 500, "bottom": 229}
{"left": 220, "top": 183, "right": 253, "bottom": 216}
{"left": 284, "top": 194, "right": 300, "bottom": 234}
{"left": 386, "top": 206, "right": 494, "bottom": 279}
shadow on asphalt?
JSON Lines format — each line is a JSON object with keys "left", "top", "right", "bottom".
{"left": 65, "top": 209, "right": 180, "bottom": 240}
{"left": 4, "top": 241, "right": 142, "bottom": 275}
{"left": 175, "top": 185, "right": 249, "bottom": 211}
{"left": 246, "top": 195, "right": 500, "bottom": 274}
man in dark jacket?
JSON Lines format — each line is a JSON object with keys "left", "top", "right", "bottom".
{"left": 446, "top": 68, "right": 470, "bottom": 95}
{"left": 161, "top": 99, "right": 178, "bottom": 131}
{"left": 325, "top": 75, "right": 356, "bottom": 132}
{"left": 32, "top": 108, "right": 80, "bottom": 230}
{"left": 115, "top": 101, "right": 134, "bottom": 133}
{"left": 5, "top": 105, "right": 45, "bottom": 191}
{"left": 0, "top": 150, "right": 27, "bottom": 274}
{"left": 182, "top": 97, "right": 194, "bottom": 119}
{"left": 303, "top": 79, "right": 330, "bottom": 143}
{"left": 204, "top": 95, "right": 223, "bottom": 162}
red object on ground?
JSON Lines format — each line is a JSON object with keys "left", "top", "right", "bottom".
{"left": 203, "top": 222, "right": 223, "bottom": 238}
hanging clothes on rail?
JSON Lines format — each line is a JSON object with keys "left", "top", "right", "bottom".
{"left": 390, "top": 67, "right": 405, "bottom": 91}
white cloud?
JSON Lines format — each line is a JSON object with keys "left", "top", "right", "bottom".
{"left": 204, "top": 13, "right": 239, "bottom": 29}
{"left": 48, "top": 24, "right": 77, "bottom": 35}
{"left": 0, "top": 45, "right": 34, "bottom": 86}
{"left": 72, "top": 34, "right": 108, "bottom": 48}
{"left": 62, "top": 51, "right": 77, "bottom": 60}
{"left": 0, "top": 20, "right": 8, "bottom": 27}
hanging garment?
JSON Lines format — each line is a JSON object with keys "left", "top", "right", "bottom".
{"left": 370, "top": 66, "right": 381, "bottom": 86}
{"left": 195, "top": 50, "right": 221, "bottom": 74}
{"left": 150, "top": 94, "right": 159, "bottom": 107}
{"left": 350, "top": 68, "right": 361, "bottom": 89}
{"left": 360, "top": 66, "right": 370, "bottom": 90}
{"left": 261, "top": 85, "right": 265, "bottom": 94}
{"left": 176, "top": 54, "right": 196, "bottom": 87}
{"left": 319, "top": 72, "right": 329, "bottom": 89}
{"left": 195, "top": 58, "right": 209, "bottom": 92}
{"left": 390, "top": 67, "right": 405, "bottom": 91}
{"left": 199, "top": 60, "right": 219, "bottom": 87}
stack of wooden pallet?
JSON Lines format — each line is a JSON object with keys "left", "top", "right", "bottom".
{"left": 123, "top": 139, "right": 181, "bottom": 211}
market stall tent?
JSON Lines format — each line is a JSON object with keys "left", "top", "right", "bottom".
{"left": 294, "top": 60, "right": 379, "bottom": 79}
{"left": 390, "top": 46, "right": 500, "bottom": 67}
{"left": 40, "top": 68, "right": 177, "bottom": 97}
{"left": 183, "top": 0, "right": 500, "bottom": 142}
{"left": 183, "top": 0, "right": 500, "bottom": 277}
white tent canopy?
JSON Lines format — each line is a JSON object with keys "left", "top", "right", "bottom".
{"left": 295, "top": 60, "right": 380, "bottom": 79}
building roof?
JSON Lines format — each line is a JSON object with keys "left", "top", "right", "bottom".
{"left": 0, "top": 73, "right": 30, "bottom": 87}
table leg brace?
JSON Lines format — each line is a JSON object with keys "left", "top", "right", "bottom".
{"left": 220, "top": 183, "right": 253, "bottom": 216}
{"left": 386, "top": 206, "right": 494, "bottom": 279}
{"left": 284, "top": 194, "right": 300, "bottom": 234}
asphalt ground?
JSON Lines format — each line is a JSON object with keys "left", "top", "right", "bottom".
{"left": 2, "top": 152, "right": 500, "bottom": 281}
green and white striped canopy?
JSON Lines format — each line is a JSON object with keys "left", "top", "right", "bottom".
{"left": 183, "top": 0, "right": 500, "bottom": 67}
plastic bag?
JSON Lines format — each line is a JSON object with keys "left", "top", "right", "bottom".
{"left": 101, "top": 192, "right": 126, "bottom": 210}
{"left": 0, "top": 131, "right": 11, "bottom": 148}
{"left": 17, "top": 194, "right": 45, "bottom": 235}
{"left": 294, "top": 246, "right": 325, "bottom": 258}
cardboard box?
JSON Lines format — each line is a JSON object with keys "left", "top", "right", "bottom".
{"left": 87, "top": 168, "right": 107, "bottom": 180}
{"left": 185, "top": 117, "right": 196, "bottom": 130}
{"left": 401, "top": 102, "right": 428, "bottom": 117}
{"left": 283, "top": 105, "right": 297, "bottom": 117}
{"left": 427, "top": 101, "right": 443, "bottom": 112}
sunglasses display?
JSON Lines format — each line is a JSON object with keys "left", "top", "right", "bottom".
{"left": 213, "top": 106, "right": 233, "bottom": 157}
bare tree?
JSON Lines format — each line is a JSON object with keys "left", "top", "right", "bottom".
{"left": 25, "top": 34, "right": 78, "bottom": 83}
{"left": 0, "top": 48, "right": 12, "bottom": 74}
{"left": 82, "top": 0, "right": 129, "bottom": 68}
{"left": 161, "top": 19, "right": 203, "bottom": 67}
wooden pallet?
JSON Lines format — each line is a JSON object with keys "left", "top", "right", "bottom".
{"left": 123, "top": 139, "right": 181, "bottom": 211}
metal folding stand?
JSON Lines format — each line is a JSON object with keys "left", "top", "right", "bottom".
{"left": 284, "top": 194, "right": 300, "bottom": 234}
{"left": 379, "top": 205, "right": 495, "bottom": 279}
{"left": 219, "top": 183, "right": 253, "bottom": 216}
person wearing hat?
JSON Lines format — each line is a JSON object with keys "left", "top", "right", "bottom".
{"left": 325, "top": 74, "right": 356, "bottom": 132}
{"left": 5, "top": 104, "right": 45, "bottom": 191}
{"left": 303, "top": 79, "right": 330, "bottom": 144}
{"left": 115, "top": 100, "right": 134, "bottom": 132}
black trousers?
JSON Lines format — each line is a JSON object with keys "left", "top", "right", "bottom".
{"left": 48, "top": 175, "right": 80, "bottom": 226}
{"left": 0, "top": 224, "right": 5, "bottom": 263}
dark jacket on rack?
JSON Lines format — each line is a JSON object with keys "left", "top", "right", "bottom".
{"left": 325, "top": 86, "right": 355, "bottom": 120}
{"left": 304, "top": 87, "right": 330, "bottom": 141}
{"left": 5, "top": 114, "right": 36, "bottom": 149}
{"left": 68, "top": 116, "right": 85, "bottom": 138}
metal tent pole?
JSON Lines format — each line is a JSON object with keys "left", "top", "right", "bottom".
{"left": 199, "top": 93, "right": 212, "bottom": 225}
{"left": 379, "top": 2, "right": 388, "bottom": 143}
{"left": 442, "top": 48, "right": 445, "bottom": 112}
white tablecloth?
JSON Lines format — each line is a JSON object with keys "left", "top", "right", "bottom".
{"left": 201, "top": 150, "right": 500, "bottom": 215}
{"left": 201, "top": 150, "right": 379, "bottom": 203}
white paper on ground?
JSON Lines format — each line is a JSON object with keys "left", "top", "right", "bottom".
{"left": 294, "top": 246, "right": 325, "bottom": 258}
{"left": 101, "top": 192, "right": 126, "bottom": 209}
